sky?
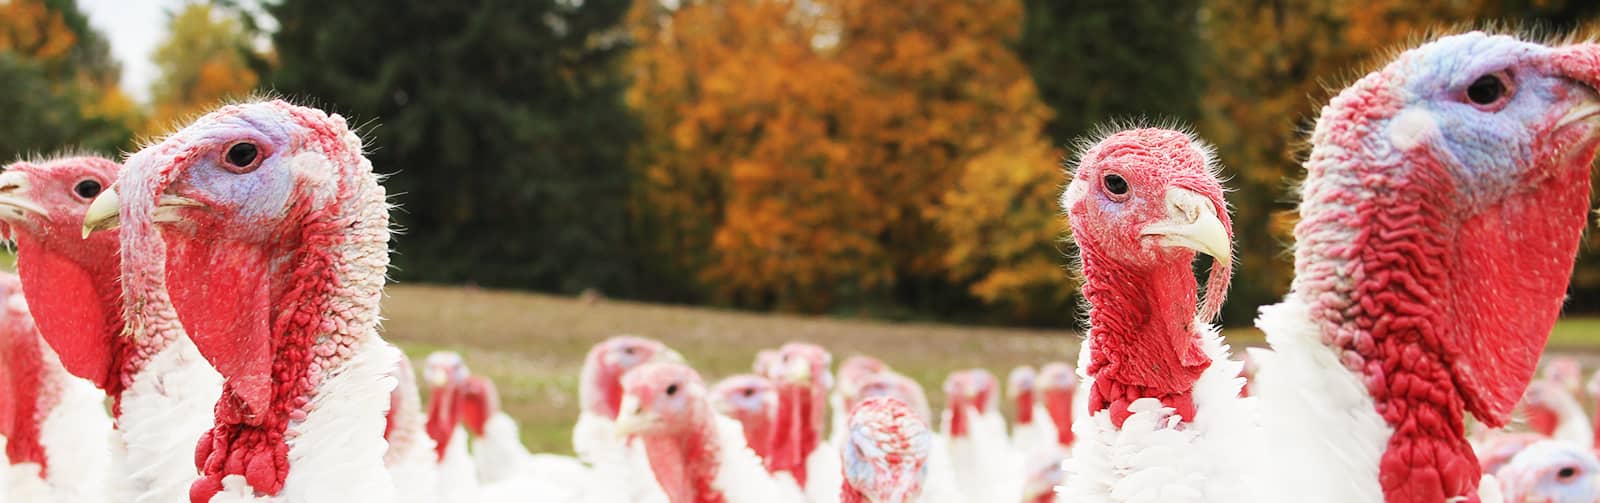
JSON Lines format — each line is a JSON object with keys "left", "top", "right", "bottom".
{"left": 79, "top": 0, "right": 191, "bottom": 103}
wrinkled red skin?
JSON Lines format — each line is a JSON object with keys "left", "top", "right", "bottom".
{"left": 168, "top": 103, "right": 370, "bottom": 502}
{"left": 1079, "top": 250, "right": 1206, "bottom": 427}
{"left": 1292, "top": 43, "right": 1600, "bottom": 503}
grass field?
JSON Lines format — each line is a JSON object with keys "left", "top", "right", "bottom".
{"left": 380, "top": 283, "right": 1600, "bottom": 454}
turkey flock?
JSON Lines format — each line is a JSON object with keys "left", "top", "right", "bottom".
{"left": 1, "top": 29, "right": 1600, "bottom": 503}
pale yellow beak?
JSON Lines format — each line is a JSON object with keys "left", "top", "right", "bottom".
{"left": 656, "top": 349, "right": 685, "bottom": 364}
{"left": 1140, "top": 188, "right": 1232, "bottom": 267}
{"left": 82, "top": 184, "right": 120, "bottom": 238}
{"left": 613, "top": 394, "right": 656, "bottom": 438}
{"left": 82, "top": 185, "right": 204, "bottom": 238}
{"left": 0, "top": 171, "right": 49, "bottom": 223}
{"left": 784, "top": 356, "right": 812, "bottom": 385}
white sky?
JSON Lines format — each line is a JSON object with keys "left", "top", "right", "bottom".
{"left": 79, "top": 0, "right": 192, "bottom": 103}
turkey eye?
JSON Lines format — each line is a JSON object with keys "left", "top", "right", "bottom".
{"left": 1103, "top": 174, "right": 1129, "bottom": 195}
{"left": 1466, "top": 74, "right": 1507, "bottom": 106}
{"left": 666, "top": 384, "right": 679, "bottom": 396}
{"left": 73, "top": 179, "right": 102, "bottom": 199}
{"left": 1559, "top": 467, "right": 1578, "bottom": 479}
{"left": 225, "top": 142, "right": 259, "bottom": 170}
{"left": 742, "top": 389, "right": 755, "bottom": 398}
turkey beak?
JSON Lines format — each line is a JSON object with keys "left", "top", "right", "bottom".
{"left": 654, "top": 349, "right": 685, "bottom": 365}
{"left": 613, "top": 394, "right": 656, "bottom": 438}
{"left": 82, "top": 184, "right": 120, "bottom": 238}
{"left": 0, "top": 172, "right": 49, "bottom": 223}
{"left": 1140, "top": 188, "right": 1231, "bottom": 267}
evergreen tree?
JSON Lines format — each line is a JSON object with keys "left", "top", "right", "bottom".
{"left": 266, "top": 0, "right": 640, "bottom": 294}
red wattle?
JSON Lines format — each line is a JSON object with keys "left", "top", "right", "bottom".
{"left": 1015, "top": 390, "right": 1034, "bottom": 425}
{"left": 641, "top": 419, "right": 725, "bottom": 503}
{"left": 14, "top": 237, "right": 119, "bottom": 394}
{"left": 426, "top": 384, "right": 460, "bottom": 462}
{"left": 767, "top": 383, "right": 817, "bottom": 485}
{"left": 167, "top": 238, "right": 275, "bottom": 419}
{"left": 1042, "top": 388, "right": 1074, "bottom": 447}
{"left": 1525, "top": 406, "right": 1559, "bottom": 437}
{"left": 0, "top": 323, "right": 50, "bottom": 476}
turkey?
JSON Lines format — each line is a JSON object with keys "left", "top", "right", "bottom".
{"left": 0, "top": 272, "right": 113, "bottom": 503}
{"left": 422, "top": 352, "right": 480, "bottom": 502}
{"left": 1521, "top": 379, "right": 1592, "bottom": 447}
{"left": 1056, "top": 126, "right": 1252, "bottom": 502}
{"left": 1544, "top": 358, "right": 1584, "bottom": 396}
{"left": 840, "top": 396, "right": 932, "bottom": 503}
{"left": 710, "top": 374, "right": 778, "bottom": 462}
{"left": 941, "top": 369, "right": 1022, "bottom": 502}
{"left": 84, "top": 100, "right": 402, "bottom": 502}
{"left": 763, "top": 342, "right": 843, "bottom": 502}
{"left": 573, "top": 336, "right": 677, "bottom": 502}
{"left": 1248, "top": 32, "right": 1600, "bottom": 502}
{"left": 1494, "top": 440, "right": 1600, "bottom": 503}
{"left": 614, "top": 361, "right": 796, "bottom": 503}
{"left": 853, "top": 370, "right": 960, "bottom": 503}
{"left": 1034, "top": 362, "right": 1077, "bottom": 450}
{"left": 0, "top": 155, "right": 222, "bottom": 502}
{"left": 382, "top": 351, "right": 438, "bottom": 503}
{"left": 1005, "top": 366, "right": 1057, "bottom": 460}
{"left": 457, "top": 373, "right": 593, "bottom": 498}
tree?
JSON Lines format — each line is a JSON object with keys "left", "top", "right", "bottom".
{"left": 0, "top": 0, "right": 136, "bottom": 161}
{"left": 266, "top": 0, "right": 639, "bottom": 295}
{"left": 146, "top": 3, "right": 260, "bottom": 134}
{"left": 1196, "top": 0, "right": 1600, "bottom": 321}
{"left": 628, "top": 0, "right": 1071, "bottom": 318}
{"left": 1014, "top": 0, "right": 1205, "bottom": 149}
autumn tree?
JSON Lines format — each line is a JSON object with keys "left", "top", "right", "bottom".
{"left": 1196, "top": 0, "right": 1600, "bottom": 320}
{"left": 628, "top": 0, "right": 1071, "bottom": 319}
{"left": 146, "top": 3, "right": 260, "bottom": 134}
{"left": 0, "top": 0, "right": 137, "bottom": 161}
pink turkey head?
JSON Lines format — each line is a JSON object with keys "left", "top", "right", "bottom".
{"left": 83, "top": 100, "right": 374, "bottom": 421}
{"left": 614, "top": 362, "right": 711, "bottom": 439}
{"left": 856, "top": 371, "right": 932, "bottom": 424}
{"left": 1061, "top": 127, "right": 1233, "bottom": 322}
{"left": 837, "top": 355, "right": 888, "bottom": 400}
{"left": 580, "top": 335, "right": 680, "bottom": 420}
{"left": 1495, "top": 440, "right": 1600, "bottom": 503}
{"left": 710, "top": 373, "right": 777, "bottom": 459}
{"left": 0, "top": 157, "right": 122, "bottom": 390}
{"left": 841, "top": 397, "right": 931, "bottom": 503}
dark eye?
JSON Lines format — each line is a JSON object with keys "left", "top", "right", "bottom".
{"left": 225, "top": 142, "right": 260, "bottom": 170}
{"left": 1103, "top": 174, "right": 1129, "bottom": 195}
{"left": 742, "top": 388, "right": 755, "bottom": 398}
{"left": 1466, "top": 74, "right": 1508, "bottom": 106}
{"left": 665, "top": 383, "right": 679, "bottom": 396}
{"left": 1559, "top": 467, "right": 1578, "bottom": 479}
{"left": 73, "top": 179, "right": 102, "bottom": 199}
{"left": 623, "top": 347, "right": 636, "bottom": 355}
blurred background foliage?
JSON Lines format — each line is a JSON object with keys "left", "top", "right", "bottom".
{"left": 2, "top": 0, "right": 1600, "bottom": 327}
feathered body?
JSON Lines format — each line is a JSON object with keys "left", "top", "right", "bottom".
{"left": 1056, "top": 127, "right": 1252, "bottom": 503}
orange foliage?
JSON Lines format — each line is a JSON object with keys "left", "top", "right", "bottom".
{"left": 0, "top": 0, "right": 77, "bottom": 63}
{"left": 146, "top": 4, "right": 260, "bottom": 135}
{"left": 628, "top": 0, "right": 1067, "bottom": 314}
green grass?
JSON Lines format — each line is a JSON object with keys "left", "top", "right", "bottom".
{"left": 379, "top": 283, "right": 1600, "bottom": 453}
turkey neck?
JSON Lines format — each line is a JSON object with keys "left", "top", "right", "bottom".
{"left": 14, "top": 232, "right": 146, "bottom": 415}
{"left": 769, "top": 380, "right": 822, "bottom": 484}
{"left": 1014, "top": 389, "right": 1035, "bottom": 425}
{"left": 642, "top": 422, "right": 726, "bottom": 503}
{"left": 1078, "top": 243, "right": 1207, "bottom": 428}
{"left": 1041, "top": 388, "right": 1074, "bottom": 446}
{"left": 1, "top": 329, "right": 61, "bottom": 476}
{"left": 192, "top": 166, "right": 391, "bottom": 500}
